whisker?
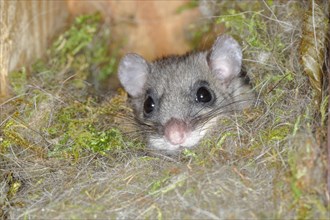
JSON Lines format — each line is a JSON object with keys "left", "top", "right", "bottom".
{"left": 192, "top": 97, "right": 256, "bottom": 130}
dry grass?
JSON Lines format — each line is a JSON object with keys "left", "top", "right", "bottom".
{"left": 1, "top": 1, "right": 329, "bottom": 219}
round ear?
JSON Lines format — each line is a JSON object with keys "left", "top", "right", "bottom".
{"left": 207, "top": 35, "right": 242, "bottom": 83}
{"left": 118, "top": 53, "right": 149, "bottom": 97}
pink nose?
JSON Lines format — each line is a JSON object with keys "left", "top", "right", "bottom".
{"left": 164, "top": 118, "right": 190, "bottom": 145}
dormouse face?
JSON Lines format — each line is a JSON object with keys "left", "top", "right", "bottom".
{"left": 118, "top": 35, "right": 252, "bottom": 153}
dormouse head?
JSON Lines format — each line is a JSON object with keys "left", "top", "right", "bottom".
{"left": 118, "top": 35, "right": 247, "bottom": 153}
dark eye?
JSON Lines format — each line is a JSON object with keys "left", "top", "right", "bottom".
{"left": 144, "top": 96, "right": 155, "bottom": 115}
{"left": 196, "top": 87, "right": 212, "bottom": 103}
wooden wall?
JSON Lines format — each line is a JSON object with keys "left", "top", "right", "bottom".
{"left": 0, "top": 0, "right": 69, "bottom": 98}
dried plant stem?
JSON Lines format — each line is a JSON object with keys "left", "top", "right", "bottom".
{"left": 327, "top": 16, "right": 330, "bottom": 204}
{"left": 300, "top": 0, "right": 329, "bottom": 107}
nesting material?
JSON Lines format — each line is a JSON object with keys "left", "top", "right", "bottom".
{"left": 0, "top": 1, "right": 329, "bottom": 219}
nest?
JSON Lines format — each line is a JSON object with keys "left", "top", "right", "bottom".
{"left": 0, "top": 1, "right": 329, "bottom": 219}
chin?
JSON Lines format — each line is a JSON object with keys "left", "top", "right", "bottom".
{"left": 148, "top": 127, "right": 208, "bottom": 154}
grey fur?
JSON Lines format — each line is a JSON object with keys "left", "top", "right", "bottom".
{"left": 118, "top": 34, "right": 255, "bottom": 152}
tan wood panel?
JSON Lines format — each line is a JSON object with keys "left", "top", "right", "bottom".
{"left": 0, "top": 0, "right": 69, "bottom": 98}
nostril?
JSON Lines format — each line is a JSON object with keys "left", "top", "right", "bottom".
{"left": 164, "top": 118, "right": 190, "bottom": 145}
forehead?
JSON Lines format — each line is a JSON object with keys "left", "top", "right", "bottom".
{"left": 147, "top": 52, "right": 211, "bottom": 94}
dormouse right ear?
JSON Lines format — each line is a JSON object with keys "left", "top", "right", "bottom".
{"left": 208, "top": 35, "right": 242, "bottom": 84}
{"left": 118, "top": 53, "right": 149, "bottom": 97}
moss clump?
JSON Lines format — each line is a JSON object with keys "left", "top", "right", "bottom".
{"left": 8, "top": 68, "right": 27, "bottom": 95}
{"left": 47, "top": 98, "right": 132, "bottom": 159}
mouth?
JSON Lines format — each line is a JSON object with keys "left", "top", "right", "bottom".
{"left": 148, "top": 116, "right": 219, "bottom": 153}
{"left": 148, "top": 134, "right": 201, "bottom": 152}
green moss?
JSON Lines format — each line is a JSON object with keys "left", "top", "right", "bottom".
{"left": 47, "top": 100, "right": 130, "bottom": 159}
{"left": 1, "top": 119, "right": 46, "bottom": 157}
{"left": 8, "top": 68, "right": 27, "bottom": 95}
{"left": 182, "top": 148, "right": 198, "bottom": 159}
{"left": 0, "top": 121, "right": 14, "bottom": 153}
{"left": 320, "top": 95, "right": 328, "bottom": 126}
{"left": 86, "top": 128, "right": 125, "bottom": 154}
{"left": 216, "top": 132, "right": 237, "bottom": 149}
{"left": 216, "top": 9, "right": 270, "bottom": 50}
{"left": 266, "top": 124, "right": 291, "bottom": 142}
{"left": 52, "top": 13, "right": 101, "bottom": 59}
{"left": 175, "top": 0, "right": 198, "bottom": 14}
{"left": 149, "top": 172, "right": 172, "bottom": 195}
{"left": 30, "top": 13, "right": 117, "bottom": 91}
{"left": 149, "top": 171, "right": 186, "bottom": 196}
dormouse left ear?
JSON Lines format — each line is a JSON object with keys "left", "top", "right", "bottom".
{"left": 207, "top": 34, "right": 242, "bottom": 83}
